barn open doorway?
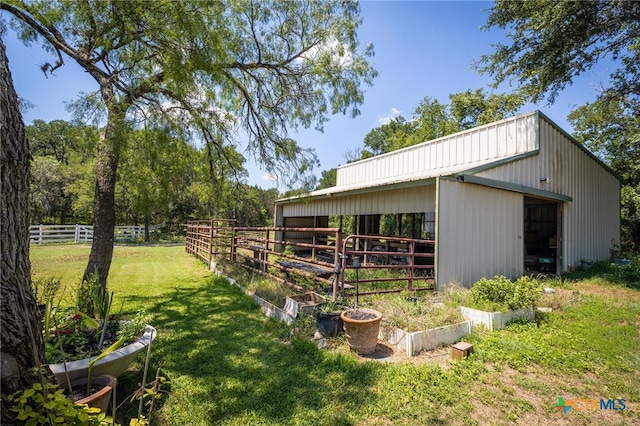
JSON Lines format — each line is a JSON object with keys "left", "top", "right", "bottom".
{"left": 524, "top": 197, "right": 561, "bottom": 274}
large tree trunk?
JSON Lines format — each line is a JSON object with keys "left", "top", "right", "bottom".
{"left": 83, "top": 105, "right": 126, "bottom": 290}
{"left": 1, "top": 37, "right": 45, "bottom": 424}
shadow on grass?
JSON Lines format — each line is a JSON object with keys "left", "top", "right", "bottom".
{"left": 120, "top": 275, "right": 381, "bottom": 425}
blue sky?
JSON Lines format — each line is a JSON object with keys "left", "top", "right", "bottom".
{"left": 3, "top": 1, "right": 614, "bottom": 189}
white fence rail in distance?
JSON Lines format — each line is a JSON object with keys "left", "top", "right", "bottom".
{"left": 30, "top": 224, "right": 145, "bottom": 245}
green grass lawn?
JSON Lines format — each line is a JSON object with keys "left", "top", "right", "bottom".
{"left": 30, "top": 245, "right": 640, "bottom": 425}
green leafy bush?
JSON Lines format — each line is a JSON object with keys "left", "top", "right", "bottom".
{"left": 9, "top": 380, "right": 111, "bottom": 426}
{"left": 470, "top": 275, "right": 542, "bottom": 311}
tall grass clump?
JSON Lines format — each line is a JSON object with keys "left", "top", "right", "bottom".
{"left": 369, "top": 294, "right": 463, "bottom": 332}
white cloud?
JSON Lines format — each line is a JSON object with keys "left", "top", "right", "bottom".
{"left": 376, "top": 107, "right": 401, "bottom": 125}
{"left": 262, "top": 173, "right": 279, "bottom": 182}
{"left": 297, "top": 37, "right": 354, "bottom": 70}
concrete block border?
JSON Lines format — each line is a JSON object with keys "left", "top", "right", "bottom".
{"left": 460, "top": 306, "right": 535, "bottom": 331}
{"left": 380, "top": 306, "right": 535, "bottom": 356}
{"left": 380, "top": 321, "right": 472, "bottom": 356}
{"left": 216, "top": 269, "right": 536, "bottom": 356}
{"left": 221, "top": 274, "right": 295, "bottom": 325}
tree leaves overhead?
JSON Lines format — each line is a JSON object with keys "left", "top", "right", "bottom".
{"left": 477, "top": 0, "right": 640, "bottom": 109}
{"left": 2, "top": 0, "right": 376, "bottom": 182}
{"left": 2, "top": 0, "right": 376, "bottom": 286}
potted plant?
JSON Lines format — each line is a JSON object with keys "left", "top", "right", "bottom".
{"left": 41, "top": 277, "right": 156, "bottom": 387}
{"left": 41, "top": 275, "right": 156, "bottom": 386}
{"left": 64, "top": 374, "right": 117, "bottom": 413}
{"left": 9, "top": 376, "right": 114, "bottom": 424}
{"left": 45, "top": 308, "right": 122, "bottom": 414}
{"left": 313, "top": 300, "right": 349, "bottom": 337}
{"left": 47, "top": 321, "right": 156, "bottom": 386}
{"left": 341, "top": 308, "right": 383, "bottom": 355}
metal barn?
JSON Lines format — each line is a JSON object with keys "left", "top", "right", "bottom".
{"left": 274, "top": 111, "right": 621, "bottom": 289}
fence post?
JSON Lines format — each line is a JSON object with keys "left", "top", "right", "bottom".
{"left": 408, "top": 240, "right": 415, "bottom": 293}
{"left": 208, "top": 220, "right": 214, "bottom": 269}
{"left": 231, "top": 227, "right": 236, "bottom": 262}
{"left": 75, "top": 224, "right": 80, "bottom": 244}
{"left": 263, "top": 229, "right": 269, "bottom": 273}
{"left": 38, "top": 224, "right": 43, "bottom": 245}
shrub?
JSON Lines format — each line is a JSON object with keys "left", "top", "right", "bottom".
{"left": 9, "top": 380, "right": 111, "bottom": 426}
{"left": 470, "top": 275, "right": 542, "bottom": 311}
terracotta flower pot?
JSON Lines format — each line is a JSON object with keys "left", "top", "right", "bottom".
{"left": 341, "top": 308, "right": 383, "bottom": 355}
{"left": 65, "top": 374, "right": 117, "bottom": 413}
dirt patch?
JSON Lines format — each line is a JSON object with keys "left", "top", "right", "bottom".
{"left": 539, "top": 288, "right": 583, "bottom": 311}
{"left": 326, "top": 339, "right": 456, "bottom": 368}
{"left": 576, "top": 282, "right": 640, "bottom": 303}
{"left": 383, "top": 344, "right": 453, "bottom": 368}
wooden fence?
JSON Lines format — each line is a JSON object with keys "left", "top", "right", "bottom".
{"left": 29, "top": 224, "right": 145, "bottom": 245}
{"left": 185, "top": 220, "right": 435, "bottom": 298}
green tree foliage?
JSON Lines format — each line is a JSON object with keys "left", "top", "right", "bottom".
{"left": 1, "top": 0, "right": 376, "bottom": 287}
{"left": 411, "top": 97, "right": 458, "bottom": 145}
{"left": 448, "top": 89, "right": 524, "bottom": 130}
{"left": 477, "top": 0, "right": 640, "bottom": 109}
{"left": 316, "top": 168, "right": 337, "bottom": 189}
{"left": 360, "top": 89, "right": 523, "bottom": 157}
{"left": 362, "top": 116, "right": 415, "bottom": 157}
{"left": 223, "top": 184, "right": 280, "bottom": 227}
{"left": 28, "top": 120, "right": 86, "bottom": 164}
{"left": 568, "top": 98, "right": 640, "bottom": 251}
{"left": 27, "top": 120, "right": 97, "bottom": 224}
{"left": 29, "top": 156, "right": 66, "bottom": 223}
{"left": 116, "top": 128, "right": 202, "bottom": 238}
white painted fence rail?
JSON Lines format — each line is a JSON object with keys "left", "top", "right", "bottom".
{"left": 30, "top": 224, "right": 145, "bottom": 245}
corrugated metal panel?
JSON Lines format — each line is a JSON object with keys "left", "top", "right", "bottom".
{"left": 476, "top": 115, "right": 620, "bottom": 269}
{"left": 436, "top": 178, "right": 523, "bottom": 288}
{"left": 335, "top": 113, "right": 538, "bottom": 189}
{"left": 281, "top": 185, "right": 436, "bottom": 217}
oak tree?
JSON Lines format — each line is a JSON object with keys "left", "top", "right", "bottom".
{"left": 477, "top": 0, "right": 640, "bottom": 109}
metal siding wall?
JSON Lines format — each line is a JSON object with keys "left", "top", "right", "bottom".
{"left": 477, "top": 117, "right": 620, "bottom": 269}
{"left": 437, "top": 178, "right": 523, "bottom": 288}
{"left": 335, "top": 114, "right": 538, "bottom": 187}
{"left": 281, "top": 186, "right": 437, "bottom": 217}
